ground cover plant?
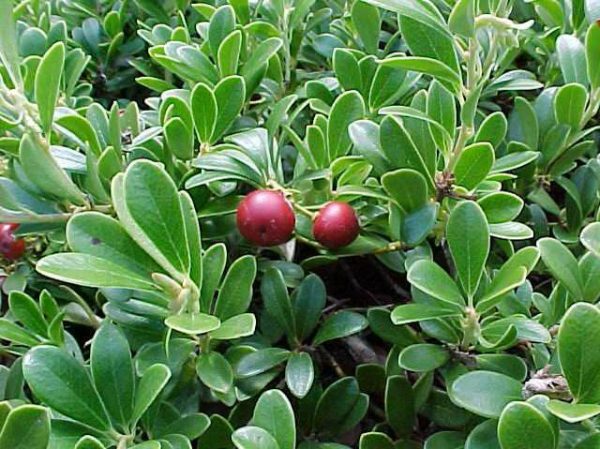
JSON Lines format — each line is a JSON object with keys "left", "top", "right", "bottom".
{"left": 1, "top": 0, "right": 600, "bottom": 447}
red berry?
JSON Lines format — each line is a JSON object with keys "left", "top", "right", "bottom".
{"left": 313, "top": 202, "right": 360, "bottom": 249}
{"left": 236, "top": 190, "right": 296, "bottom": 246}
{"left": 0, "top": 223, "right": 26, "bottom": 261}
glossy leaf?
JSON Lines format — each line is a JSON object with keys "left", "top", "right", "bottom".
{"left": 407, "top": 260, "right": 465, "bottom": 307}
{"left": 558, "top": 303, "right": 600, "bottom": 403}
{"left": 23, "top": 346, "right": 111, "bottom": 430}
{"left": 0, "top": 405, "right": 50, "bottom": 449}
{"left": 313, "top": 311, "right": 368, "bottom": 346}
{"left": 252, "top": 390, "right": 296, "bottom": 449}
{"left": 35, "top": 42, "right": 65, "bottom": 134}
{"left": 285, "top": 353, "right": 314, "bottom": 399}
{"left": 450, "top": 371, "right": 523, "bottom": 418}
{"left": 537, "top": 238, "right": 583, "bottom": 299}
{"left": 90, "top": 323, "right": 134, "bottom": 428}
{"left": 446, "top": 201, "right": 490, "bottom": 298}
{"left": 498, "top": 402, "right": 555, "bottom": 449}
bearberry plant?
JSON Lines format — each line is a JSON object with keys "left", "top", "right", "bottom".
{"left": 0, "top": 0, "right": 600, "bottom": 448}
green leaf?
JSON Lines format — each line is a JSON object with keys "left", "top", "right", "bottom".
{"left": 130, "top": 443, "right": 160, "bottom": 449}
{"left": 498, "top": 402, "right": 555, "bottom": 449}
{"left": 475, "top": 112, "right": 507, "bottom": 148}
{"left": 74, "top": 435, "right": 106, "bottom": 449}
{"left": 382, "top": 169, "right": 428, "bottom": 213}
{"left": 252, "top": 390, "right": 295, "bottom": 449}
{"left": 398, "top": 344, "right": 450, "bottom": 372}
{"left": 478, "top": 192, "right": 523, "bottom": 224}
{"left": 492, "top": 151, "right": 539, "bottom": 173}
{"left": 119, "top": 161, "right": 190, "bottom": 279}
{"left": 351, "top": 1, "right": 380, "bottom": 53}
{"left": 196, "top": 351, "right": 234, "bottom": 393}
{"left": 261, "top": 268, "right": 296, "bottom": 340}
{"left": 165, "top": 117, "right": 193, "bottom": 160}
{"left": 236, "top": 348, "right": 290, "bottom": 378}
{"left": 132, "top": 364, "right": 171, "bottom": 424}
{"left": 554, "top": 83, "right": 587, "bottom": 130}
{"left": 537, "top": 238, "right": 583, "bottom": 299}
{"left": 385, "top": 376, "right": 415, "bottom": 438}
{"left": 448, "top": 0, "right": 474, "bottom": 37}
{"left": 489, "top": 222, "right": 533, "bottom": 240}
{"left": 349, "top": 121, "right": 388, "bottom": 174}
{"left": 211, "top": 76, "right": 246, "bottom": 142}
{"left": 20, "top": 134, "right": 85, "bottom": 206}
{"left": 293, "top": 274, "right": 327, "bottom": 342}
{"left": 424, "top": 432, "right": 465, "bottom": 449}
{"left": 165, "top": 313, "right": 221, "bottom": 335}
{"left": 407, "top": 259, "right": 465, "bottom": 307}
{"left": 380, "top": 115, "right": 434, "bottom": 186}
{"left": 191, "top": 83, "right": 217, "bottom": 145}
{"left": 359, "top": 432, "right": 395, "bottom": 449}
{"left": 477, "top": 266, "right": 528, "bottom": 313}
{"left": 0, "top": 319, "right": 40, "bottom": 346}
{"left": 313, "top": 311, "right": 368, "bottom": 346}
{"left": 55, "top": 113, "right": 102, "bottom": 156}
{"left": 232, "top": 426, "right": 280, "bottom": 449}
{"left": 90, "top": 323, "right": 134, "bottom": 428}
{"left": 67, "top": 212, "right": 161, "bottom": 277}
{"left": 209, "top": 313, "right": 256, "bottom": 340}
{"left": 581, "top": 222, "right": 600, "bottom": 257}
{"left": 200, "top": 243, "right": 227, "bottom": 313}
{"left": 240, "top": 38, "right": 283, "bottom": 91}
{"left": 556, "top": 35, "right": 588, "bottom": 86}
{"left": 8, "top": 291, "right": 47, "bottom": 337}
{"left": 23, "top": 346, "right": 111, "bottom": 430}
{"left": 37, "top": 253, "right": 157, "bottom": 291}
{"left": 508, "top": 97, "right": 539, "bottom": 151}
{"left": 465, "top": 419, "right": 500, "bottom": 449}
{"left": 399, "top": 14, "right": 459, "bottom": 74}
{"left": 575, "top": 434, "right": 600, "bottom": 449}
{"left": 0, "top": 0, "right": 22, "bottom": 87}
{"left": 447, "top": 201, "right": 490, "bottom": 299}
{"left": 179, "top": 191, "right": 203, "bottom": 288}
{"left": 0, "top": 405, "right": 49, "bottom": 449}
{"left": 333, "top": 49, "right": 362, "bottom": 92}
{"left": 285, "top": 353, "right": 314, "bottom": 399}
{"left": 586, "top": 22, "right": 600, "bottom": 90}
{"left": 366, "top": 311, "right": 417, "bottom": 346}
{"left": 218, "top": 30, "right": 242, "bottom": 77}
{"left": 476, "top": 354, "right": 528, "bottom": 381}
{"left": 450, "top": 371, "right": 523, "bottom": 418}
{"left": 453, "top": 143, "right": 495, "bottom": 190}
{"left": 328, "top": 91, "right": 365, "bottom": 160}
{"left": 35, "top": 42, "right": 65, "bottom": 134}
{"left": 362, "top": 0, "right": 446, "bottom": 27}
{"left": 368, "top": 64, "right": 409, "bottom": 111}
{"left": 558, "top": 303, "right": 600, "bottom": 403}
{"left": 214, "top": 255, "right": 256, "bottom": 320}
{"left": 391, "top": 303, "right": 463, "bottom": 325}
{"left": 160, "top": 413, "right": 210, "bottom": 441}
{"left": 208, "top": 5, "right": 236, "bottom": 58}
{"left": 380, "top": 57, "right": 461, "bottom": 93}
{"left": 314, "top": 377, "right": 369, "bottom": 434}
{"left": 546, "top": 400, "right": 600, "bottom": 423}
{"left": 427, "top": 81, "right": 456, "bottom": 153}
{"left": 482, "top": 316, "right": 550, "bottom": 344}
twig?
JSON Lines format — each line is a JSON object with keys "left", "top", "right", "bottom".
{"left": 319, "top": 346, "right": 346, "bottom": 378}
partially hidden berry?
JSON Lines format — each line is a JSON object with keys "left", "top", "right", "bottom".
{"left": 0, "top": 223, "right": 26, "bottom": 261}
{"left": 313, "top": 202, "right": 360, "bottom": 249}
